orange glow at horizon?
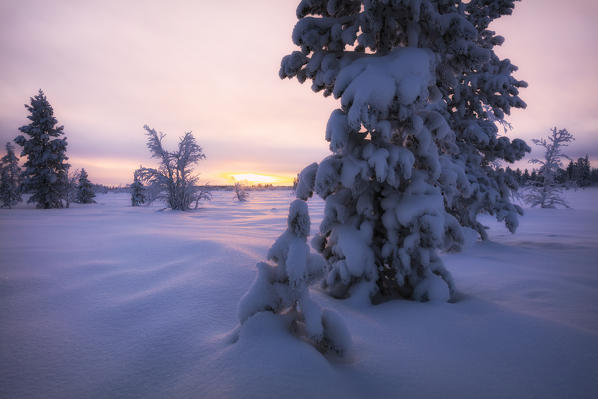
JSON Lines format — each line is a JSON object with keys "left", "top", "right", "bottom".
{"left": 227, "top": 173, "right": 294, "bottom": 186}
{"left": 64, "top": 155, "right": 299, "bottom": 186}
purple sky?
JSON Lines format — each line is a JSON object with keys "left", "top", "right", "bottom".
{"left": 1, "top": 0, "right": 596, "bottom": 185}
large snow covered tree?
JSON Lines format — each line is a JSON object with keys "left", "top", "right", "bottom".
{"left": 276, "top": 0, "right": 529, "bottom": 302}
{"left": 137, "top": 125, "right": 210, "bottom": 211}
{"left": 524, "top": 127, "right": 574, "bottom": 208}
{"left": 15, "top": 90, "right": 69, "bottom": 209}
{"left": 0, "top": 142, "right": 22, "bottom": 208}
{"left": 76, "top": 168, "right": 96, "bottom": 204}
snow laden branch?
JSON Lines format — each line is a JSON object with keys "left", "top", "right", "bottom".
{"left": 137, "top": 125, "right": 210, "bottom": 211}
{"left": 524, "top": 127, "right": 574, "bottom": 208}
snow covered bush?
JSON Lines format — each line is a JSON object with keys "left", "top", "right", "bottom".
{"left": 233, "top": 181, "right": 249, "bottom": 202}
{"left": 130, "top": 172, "right": 146, "bottom": 207}
{"left": 14, "top": 89, "right": 69, "bottom": 209}
{"left": 76, "top": 168, "right": 96, "bottom": 204}
{"left": 524, "top": 127, "right": 574, "bottom": 208}
{"left": 63, "top": 167, "right": 80, "bottom": 208}
{"left": 137, "top": 125, "right": 210, "bottom": 211}
{"left": 238, "top": 199, "right": 351, "bottom": 355}
{"left": 0, "top": 142, "right": 22, "bottom": 208}
{"left": 277, "top": 0, "right": 529, "bottom": 302}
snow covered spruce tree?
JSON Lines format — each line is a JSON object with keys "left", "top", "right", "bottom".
{"left": 76, "top": 168, "right": 96, "bottom": 204}
{"left": 274, "top": 0, "right": 529, "bottom": 302}
{"left": 238, "top": 199, "right": 351, "bottom": 355}
{"left": 137, "top": 125, "right": 210, "bottom": 211}
{"left": 524, "top": 127, "right": 574, "bottom": 208}
{"left": 0, "top": 142, "right": 22, "bottom": 208}
{"left": 130, "top": 171, "right": 146, "bottom": 206}
{"left": 15, "top": 90, "right": 69, "bottom": 209}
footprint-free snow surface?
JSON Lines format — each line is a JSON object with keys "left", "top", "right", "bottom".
{"left": 1, "top": 189, "right": 597, "bottom": 398}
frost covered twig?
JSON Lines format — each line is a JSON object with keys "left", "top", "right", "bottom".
{"left": 524, "top": 127, "right": 574, "bottom": 208}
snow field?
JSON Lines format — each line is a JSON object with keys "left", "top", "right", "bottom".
{"left": 1, "top": 189, "right": 597, "bottom": 398}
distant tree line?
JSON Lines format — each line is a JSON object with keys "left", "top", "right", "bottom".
{"left": 504, "top": 154, "right": 597, "bottom": 188}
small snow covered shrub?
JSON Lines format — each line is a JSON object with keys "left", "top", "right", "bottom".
{"left": 277, "top": 0, "right": 529, "bottom": 302}
{"left": 524, "top": 127, "right": 574, "bottom": 208}
{"left": 130, "top": 172, "right": 146, "bottom": 207}
{"left": 14, "top": 89, "right": 70, "bottom": 209}
{"left": 63, "top": 167, "right": 80, "bottom": 208}
{"left": 233, "top": 181, "right": 249, "bottom": 202}
{"left": 0, "top": 142, "right": 22, "bottom": 208}
{"left": 238, "top": 200, "right": 351, "bottom": 355}
{"left": 76, "top": 168, "right": 96, "bottom": 204}
{"left": 137, "top": 125, "right": 210, "bottom": 211}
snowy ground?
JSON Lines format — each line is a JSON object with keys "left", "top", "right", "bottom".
{"left": 1, "top": 189, "right": 597, "bottom": 399}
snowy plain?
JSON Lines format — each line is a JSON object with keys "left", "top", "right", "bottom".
{"left": 1, "top": 189, "right": 597, "bottom": 399}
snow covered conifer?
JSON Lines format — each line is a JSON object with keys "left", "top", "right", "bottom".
{"left": 524, "top": 127, "right": 574, "bottom": 208}
{"left": 130, "top": 171, "right": 146, "bottom": 206}
{"left": 575, "top": 155, "right": 591, "bottom": 187}
{"left": 14, "top": 90, "right": 69, "bottom": 209}
{"left": 0, "top": 142, "right": 22, "bottom": 208}
{"left": 277, "top": 0, "right": 529, "bottom": 301}
{"left": 238, "top": 199, "right": 351, "bottom": 355}
{"left": 76, "top": 168, "right": 96, "bottom": 204}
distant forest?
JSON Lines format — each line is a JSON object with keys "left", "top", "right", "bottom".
{"left": 507, "top": 155, "right": 597, "bottom": 187}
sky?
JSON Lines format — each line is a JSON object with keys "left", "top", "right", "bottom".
{"left": 0, "top": 0, "right": 596, "bottom": 185}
